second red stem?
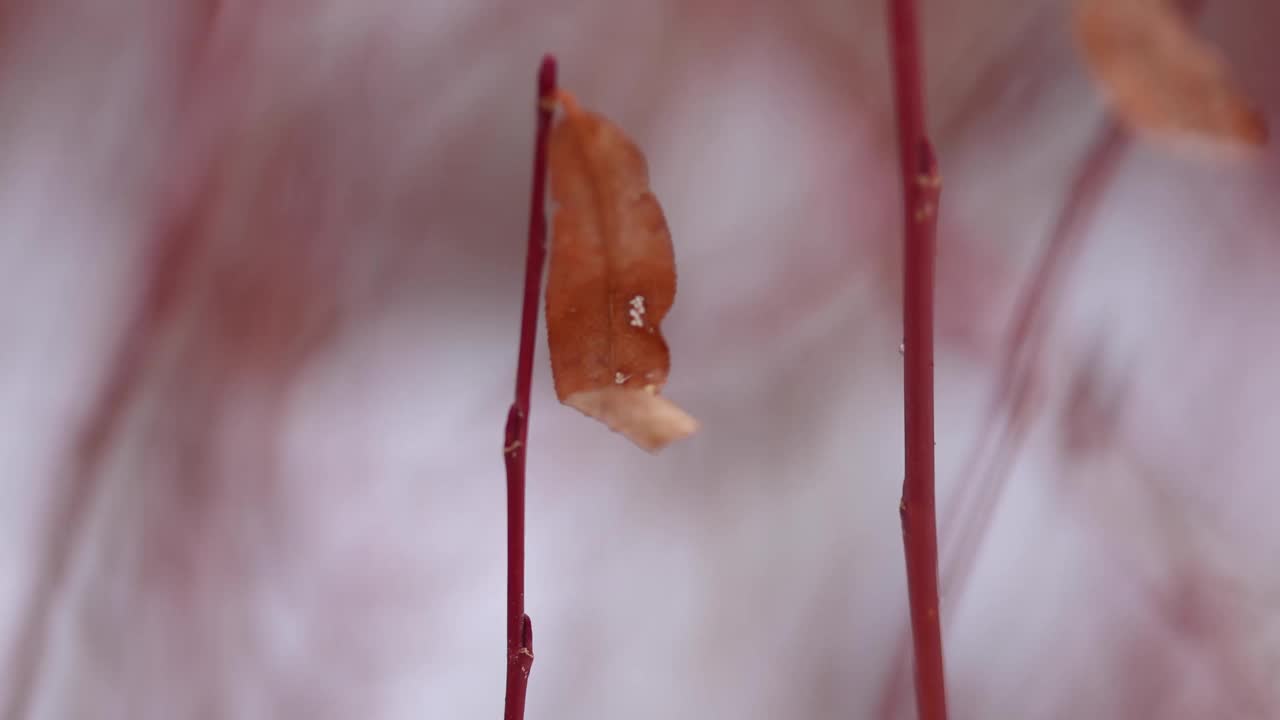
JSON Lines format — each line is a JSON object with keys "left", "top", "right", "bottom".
{"left": 885, "top": 1, "right": 948, "bottom": 719}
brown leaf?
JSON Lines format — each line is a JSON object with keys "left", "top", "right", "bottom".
{"left": 544, "top": 89, "right": 698, "bottom": 453}
{"left": 1073, "top": 0, "right": 1268, "bottom": 150}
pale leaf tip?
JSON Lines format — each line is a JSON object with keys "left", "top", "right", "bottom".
{"left": 566, "top": 388, "right": 699, "bottom": 454}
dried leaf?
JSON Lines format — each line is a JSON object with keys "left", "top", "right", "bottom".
{"left": 544, "top": 89, "right": 698, "bottom": 453}
{"left": 1073, "top": 0, "right": 1268, "bottom": 150}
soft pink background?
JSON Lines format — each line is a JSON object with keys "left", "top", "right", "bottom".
{"left": 0, "top": 1, "right": 1276, "bottom": 718}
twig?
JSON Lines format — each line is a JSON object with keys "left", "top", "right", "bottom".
{"left": 875, "top": 118, "right": 1128, "bottom": 720}
{"left": 885, "top": 2, "right": 948, "bottom": 719}
{"left": 501, "top": 54, "right": 556, "bottom": 720}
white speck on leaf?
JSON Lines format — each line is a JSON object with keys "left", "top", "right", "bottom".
{"left": 628, "top": 295, "right": 646, "bottom": 327}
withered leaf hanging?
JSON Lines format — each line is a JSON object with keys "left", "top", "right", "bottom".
{"left": 1073, "top": 0, "right": 1268, "bottom": 150}
{"left": 544, "top": 89, "right": 698, "bottom": 453}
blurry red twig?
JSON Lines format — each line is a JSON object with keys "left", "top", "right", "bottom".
{"left": 933, "top": 6, "right": 1207, "bottom": 647}
{"left": 501, "top": 54, "right": 556, "bottom": 720}
{"left": 940, "top": 120, "right": 1127, "bottom": 612}
{"left": 1, "top": 9, "right": 231, "bottom": 715}
{"left": 1, "top": 227, "right": 202, "bottom": 720}
{"left": 885, "top": 1, "right": 948, "bottom": 719}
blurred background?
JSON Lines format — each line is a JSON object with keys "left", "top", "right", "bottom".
{"left": 0, "top": 0, "right": 1277, "bottom": 718}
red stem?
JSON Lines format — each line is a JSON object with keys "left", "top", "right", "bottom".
{"left": 502, "top": 53, "right": 556, "bottom": 720}
{"left": 885, "top": 2, "right": 948, "bottom": 719}
{"left": 876, "top": 117, "right": 1127, "bottom": 720}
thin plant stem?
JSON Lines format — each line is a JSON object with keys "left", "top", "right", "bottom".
{"left": 885, "top": 1, "right": 948, "bottom": 719}
{"left": 874, "top": 118, "right": 1128, "bottom": 720}
{"left": 502, "top": 53, "right": 557, "bottom": 720}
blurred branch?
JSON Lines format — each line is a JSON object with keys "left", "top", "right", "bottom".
{"left": 501, "top": 53, "right": 556, "bottom": 720}
{"left": 939, "top": 118, "right": 1127, "bottom": 620}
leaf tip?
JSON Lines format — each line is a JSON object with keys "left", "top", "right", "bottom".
{"left": 566, "top": 388, "right": 699, "bottom": 453}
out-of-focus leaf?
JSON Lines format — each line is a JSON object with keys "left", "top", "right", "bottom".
{"left": 1073, "top": 0, "right": 1268, "bottom": 150}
